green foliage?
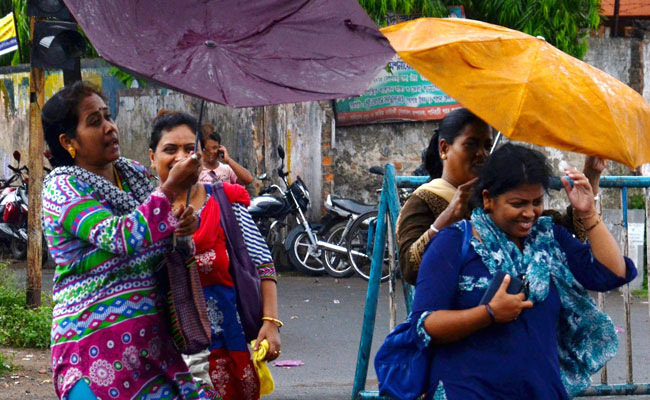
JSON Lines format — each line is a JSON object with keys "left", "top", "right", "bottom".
{"left": 628, "top": 192, "right": 645, "bottom": 210}
{"left": 359, "top": 0, "right": 601, "bottom": 59}
{"left": 108, "top": 67, "right": 147, "bottom": 89}
{"left": 0, "top": 263, "right": 52, "bottom": 349}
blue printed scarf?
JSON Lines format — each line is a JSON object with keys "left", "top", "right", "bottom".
{"left": 470, "top": 208, "right": 618, "bottom": 396}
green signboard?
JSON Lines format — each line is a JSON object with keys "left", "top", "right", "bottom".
{"left": 335, "top": 56, "right": 460, "bottom": 126}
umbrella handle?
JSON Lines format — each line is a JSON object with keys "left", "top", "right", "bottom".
{"left": 490, "top": 132, "right": 502, "bottom": 154}
{"left": 186, "top": 100, "right": 206, "bottom": 207}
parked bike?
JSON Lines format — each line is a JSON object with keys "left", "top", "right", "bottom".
{"left": 343, "top": 166, "right": 413, "bottom": 282}
{"left": 249, "top": 146, "right": 332, "bottom": 275}
{"left": 321, "top": 194, "right": 377, "bottom": 278}
{"left": 0, "top": 151, "right": 50, "bottom": 262}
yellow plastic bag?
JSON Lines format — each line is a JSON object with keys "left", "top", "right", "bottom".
{"left": 251, "top": 339, "right": 274, "bottom": 396}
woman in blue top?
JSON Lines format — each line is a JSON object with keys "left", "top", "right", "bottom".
{"left": 412, "top": 143, "right": 636, "bottom": 399}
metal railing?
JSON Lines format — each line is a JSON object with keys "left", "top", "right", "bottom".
{"left": 352, "top": 165, "right": 650, "bottom": 399}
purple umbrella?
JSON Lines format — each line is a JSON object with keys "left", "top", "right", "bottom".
{"left": 62, "top": 0, "right": 395, "bottom": 107}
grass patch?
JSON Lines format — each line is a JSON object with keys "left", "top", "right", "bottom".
{"left": 0, "top": 351, "right": 15, "bottom": 375}
{"left": 631, "top": 288, "right": 648, "bottom": 298}
{"left": 0, "top": 262, "right": 52, "bottom": 348}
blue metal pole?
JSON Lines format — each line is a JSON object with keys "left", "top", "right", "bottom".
{"left": 351, "top": 170, "right": 391, "bottom": 400}
{"left": 577, "top": 383, "right": 650, "bottom": 396}
{"left": 395, "top": 176, "right": 650, "bottom": 190}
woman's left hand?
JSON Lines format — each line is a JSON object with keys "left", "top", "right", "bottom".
{"left": 254, "top": 320, "right": 281, "bottom": 362}
{"left": 174, "top": 204, "right": 199, "bottom": 236}
{"left": 561, "top": 168, "right": 596, "bottom": 215}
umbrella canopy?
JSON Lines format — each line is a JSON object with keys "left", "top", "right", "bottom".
{"left": 62, "top": 0, "right": 394, "bottom": 107}
{"left": 381, "top": 18, "right": 650, "bottom": 169}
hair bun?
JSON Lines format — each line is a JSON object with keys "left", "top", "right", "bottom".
{"left": 156, "top": 109, "right": 176, "bottom": 118}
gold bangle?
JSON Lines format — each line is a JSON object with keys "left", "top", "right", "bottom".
{"left": 262, "top": 317, "right": 283, "bottom": 327}
{"left": 584, "top": 216, "right": 602, "bottom": 232}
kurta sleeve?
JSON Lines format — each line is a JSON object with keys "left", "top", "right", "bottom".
{"left": 554, "top": 225, "right": 637, "bottom": 291}
{"left": 43, "top": 174, "right": 177, "bottom": 260}
{"left": 410, "top": 226, "right": 465, "bottom": 348}
{"left": 396, "top": 194, "right": 447, "bottom": 285}
{"left": 412, "top": 226, "right": 465, "bottom": 313}
{"left": 232, "top": 202, "right": 276, "bottom": 281}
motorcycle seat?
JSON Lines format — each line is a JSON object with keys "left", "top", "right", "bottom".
{"left": 330, "top": 195, "right": 377, "bottom": 215}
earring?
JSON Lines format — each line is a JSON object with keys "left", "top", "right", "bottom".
{"left": 441, "top": 153, "right": 447, "bottom": 160}
{"left": 68, "top": 147, "right": 76, "bottom": 159}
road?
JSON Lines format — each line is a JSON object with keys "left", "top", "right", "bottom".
{"left": 5, "top": 266, "right": 650, "bottom": 399}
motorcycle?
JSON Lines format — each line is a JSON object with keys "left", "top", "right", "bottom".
{"left": 248, "top": 146, "right": 328, "bottom": 273}
{"left": 320, "top": 194, "right": 377, "bottom": 278}
{"left": 0, "top": 152, "right": 29, "bottom": 258}
{"left": 0, "top": 151, "right": 50, "bottom": 261}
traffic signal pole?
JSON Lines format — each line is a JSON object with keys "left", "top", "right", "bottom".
{"left": 26, "top": 16, "right": 45, "bottom": 308}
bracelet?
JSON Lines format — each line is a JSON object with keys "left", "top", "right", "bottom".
{"left": 485, "top": 304, "right": 495, "bottom": 323}
{"left": 429, "top": 223, "right": 440, "bottom": 234}
{"left": 262, "top": 317, "right": 284, "bottom": 328}
{"left": 584, "top": 216, "right": 602, "bottom": 232}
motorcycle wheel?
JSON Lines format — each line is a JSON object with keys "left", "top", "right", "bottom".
{"left": 10, "top": 237, "right": 26, "bottom": 260}
{"left": 286, "top": 227, "right": 325, "bottom": 275}
{"left": 323, "top": 221, "right": 355, "bottom": 278}
{"left": 346, "top": 211, "right": 390, "bottom": 282}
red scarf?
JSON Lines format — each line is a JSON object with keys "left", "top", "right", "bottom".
{"left": 193, "top": 183, "right": 251, "bottom": 287}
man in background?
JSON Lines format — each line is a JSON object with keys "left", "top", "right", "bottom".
{"left": 199, "top": 123, "right": 253, "bottom": 185}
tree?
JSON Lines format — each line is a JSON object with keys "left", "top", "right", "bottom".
{"left": 359, "top": 0, "right": 601, "bottom": 59}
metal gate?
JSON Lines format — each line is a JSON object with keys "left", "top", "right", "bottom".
{"left": 352, "top": 165, "right": 650, "bottom": 399}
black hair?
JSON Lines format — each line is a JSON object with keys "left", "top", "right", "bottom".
{"left": 41, "top": 81, "right": 106, "bottom": 167}
{"left": 470, "top": 143, "right": 552, "bottom": 209}
{"left": 423, "top": 108, "right": 486, "bottom": 178}
{"left": 199, "top": 124, "right": 221, "bottom": 148}
{"left": 204, "top": 133, "right": 221, "bottom": 146}
{"left": 149, "top": 111, "right": 199, "bottom": 151}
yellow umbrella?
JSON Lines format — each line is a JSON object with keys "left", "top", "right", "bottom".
{"left": 381, "top": 18, "right": 650, "bottom": 169}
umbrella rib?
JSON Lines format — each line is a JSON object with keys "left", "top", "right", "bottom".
{"left": 509, "top": 40, "right": 541, "bottom": 138}
{"left": 242, "top": 67, "right": 354, "bottom": 96}
{"left": 228, "top": 0, "right": 312, "bottom": 45}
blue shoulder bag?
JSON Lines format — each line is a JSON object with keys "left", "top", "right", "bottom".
{"left": 375, "top": 220, "right": 472, "bottom": 399}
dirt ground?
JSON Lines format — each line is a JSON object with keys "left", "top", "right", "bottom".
{"left": 0, "top": 346, "right": 55, "bottom": 399}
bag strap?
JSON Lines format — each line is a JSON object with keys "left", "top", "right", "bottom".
{"left": 460, "top": 219, "right": 472, "bottom": 263}
{"left": 211, "top": 182, "right": 247, "bottom": 254}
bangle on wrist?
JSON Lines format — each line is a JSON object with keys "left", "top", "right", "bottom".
{"left": 578, "top": 210, "right": 598, "bottom": 222}
{"left": 262, "top": 317, "right": 283, "bottom": 328}
{"left": 430, "top": 223, "right": 440, "bottom": 234}
{"left": 485, "top": 304, "right": 496, "bottom": 324}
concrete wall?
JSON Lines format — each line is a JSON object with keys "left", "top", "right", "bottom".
{"left": 331, "top": 121, "right": 436, "bottom": 204}
{"left": 0, "top": 62, "right": 329, "bottom": 219}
